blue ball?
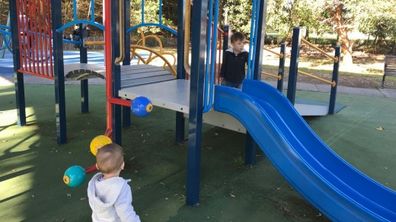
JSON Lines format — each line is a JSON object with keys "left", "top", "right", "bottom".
{"left": 131, "top": 96, "right": 153, "bottom": 117}
{"left": 63, "top": 165, "right": 86, "bottom": 188}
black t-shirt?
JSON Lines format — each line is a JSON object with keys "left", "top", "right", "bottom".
{"left": 220, "top": 49, "right": 249, "bottom": 84}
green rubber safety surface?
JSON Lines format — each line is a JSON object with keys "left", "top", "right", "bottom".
{"left": 0, "top": 85, "right": 395, "bottom": 222}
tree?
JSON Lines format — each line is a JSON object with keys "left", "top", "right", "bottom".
{"left": 323, "top": 0, "right": 355, "bottom": 64}
{"left": 358, "top": 0, "right": 396, "bottom": 53}
{"left": 266, "top": 0, "right": 330, "bottom": 40}
{"left": 221, "top": 0, "right": 252, "bottom": 35}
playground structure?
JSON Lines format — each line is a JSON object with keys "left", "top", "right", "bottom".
{"left": 287, "top": 28, "right": 341, "bottom": 115}
{"left": 8, "top": 0, "right": 179, "bottom": 144}
{"left": 0, "top": 12, "right": 12, "bottom": 57}
{"left": 262, "top": 43, "right": 286, "bottom": 91}
{"left": 261, "top": 28, "right": 341, "bottom": 115}
{"left": 7, "top": 0, "right": 396, "bottom": 221}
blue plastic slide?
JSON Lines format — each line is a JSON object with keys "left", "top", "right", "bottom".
{"left": 214, "top": 80, "right": 396, "bottom": 221}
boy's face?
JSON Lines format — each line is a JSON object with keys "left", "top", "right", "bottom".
{"left": 231, "top": 40, "right": 244, "bottom": 53}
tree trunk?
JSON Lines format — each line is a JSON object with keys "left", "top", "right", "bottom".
{"left": 338, "top": 30, "right": 354, "bottom": 64}
{"left": 333, "top": 1, "right": 354, "bottom": 65}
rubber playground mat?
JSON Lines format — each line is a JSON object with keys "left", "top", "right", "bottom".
{"left": 0, "top": 84, "right": 395, "bottom": 222}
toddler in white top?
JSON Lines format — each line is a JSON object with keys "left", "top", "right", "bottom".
{"left": 87, "top": 143, "right": 141, "bottom": 222}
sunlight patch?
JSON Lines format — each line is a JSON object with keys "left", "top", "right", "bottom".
{"left": 0, "top": 91, "right": 15, "bottom": 96}
{"left": 0, "top": 76, "right": 13, "bottom": 86}
{"left": 0, "top": 107, "right": 36, "bottom": 127}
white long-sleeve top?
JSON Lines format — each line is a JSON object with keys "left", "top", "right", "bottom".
{"left": 87, "top": 173, "right": 141, "bottom": 222}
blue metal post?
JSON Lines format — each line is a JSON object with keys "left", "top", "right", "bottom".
{"left": 245, "top": 0, "right": 268, "bottom": 166}
{"left": 175, "top": 0, "right": 185, "bottom": 143}
{"left": 287, "top": 27, "right": 301, "bottom": 104}
{"left": 329, "top": 46, "right": 340, "bottom": 114}
{"left": 277, "top": 43, "right": 286, "bottom": 92}
{"left": 80, "top": 24, "right": 89, "bottom": 113}
{"left": 123, "top": 0, "right": 132, "bottom": 128}
{"left": 159, "top": 0, "right": 163, "bottom": 24}
{"left": 73, "top": 0, "right": 78, "bottom": 21}
{"left": 141, "top": 0, "right": 145, "bottom": 23}
{"left": 9, "top": 0, "right": 26, "bottom": 126}
{"left": 222, "top": 25, "right": 229, "bottom": 51}
{"left": 186, "top": 0, "right": 208, "bottom": 206}
{"left": 252, "top": 0, "right": 267, "bottom": 79}
{"left": 90, "top": 0, "right": 95, "bottom": 22}
{"left": 52, "top": 0, "right": 67, "bottom": 144}
{"left": 112, "top": 0, "right": 122, "bottom": 144}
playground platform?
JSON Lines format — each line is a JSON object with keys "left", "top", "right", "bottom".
{"left": 0, "top": 83, "right": 395, "bottom": 221}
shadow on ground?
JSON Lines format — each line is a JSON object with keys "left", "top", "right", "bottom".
{"left": 0, "top": 84, "right": 395, "bottom": 222}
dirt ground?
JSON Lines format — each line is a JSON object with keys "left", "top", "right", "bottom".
{"left": 262, "top": 46, "right": 396, "bottom": 89}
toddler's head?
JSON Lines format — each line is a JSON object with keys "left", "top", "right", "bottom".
{"left": 96, "top": 143, "right": 125, "bottom": 177}
{"left": 230, "top": 32, "right": 245, "bottom": 53}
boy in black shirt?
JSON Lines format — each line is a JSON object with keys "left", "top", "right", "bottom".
{"left": 219, "top": 32, "right": 249, "bottom": 88}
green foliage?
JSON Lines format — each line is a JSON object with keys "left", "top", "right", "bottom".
{"left": 2, "top": 0, "right": 396, "bottom": 53}
{"left": 131, "top": 0, "right": 175, "bottom": 34}
{"left": 266, "top": 0, "right": 330, "bottom": 38}
{"left": 358, "top": 1, "right": 396, "bottom": 48}
{"left": 222, "top": 0, "right": 253, "bottom": 35}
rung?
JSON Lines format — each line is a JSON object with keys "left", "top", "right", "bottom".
{"left": 262, "top": 72, "right": 282, "bottom": 80}
{"left": 298, "top": 70, "right": 336, "bottom": 87}
{"left": 301, "top": 39, "right": 338, "bottom": 62}
{"left": 84, "top": 41, "right": 105, "bottom": 46}
{"left": 263, "top": 47, "right": 284, "bottom": 58}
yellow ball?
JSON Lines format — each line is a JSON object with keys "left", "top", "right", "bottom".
{"left": 90, "top": 135, "right": 112, "bottom": 156}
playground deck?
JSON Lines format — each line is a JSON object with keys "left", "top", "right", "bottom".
{"left": 0, "top": 84, "right": 395, "bottom": 222}
{"left": 119, "top": 79, "right": 335, "bottom": 120}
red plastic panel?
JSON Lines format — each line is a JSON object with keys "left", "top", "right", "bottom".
{"left": 16, "top": 0, "right": 54, "bottom": 79}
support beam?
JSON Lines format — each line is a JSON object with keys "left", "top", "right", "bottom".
{"left": 52, "top": 0, "right": 67, "bottom": 144}
{"left": 186, "top": 0, "right": 208, "bottom": 206}
{"left": 122, "top": 0, "right": 132, "bottom": 128}
{"left": 244, "top": 0, "right": 268, "bottom": 166}
{"left": 277, "top": 43, "right": 286, "bottom": 92}
{"left": 222, "top": 25, "right": 229, "bottom": 51}
{"left": 9, "top": 0, "right": 26, "bottom": 126}
{"left": 176, "top": 0, "right": 185, "bottom": 143}
{"left": 111, "top": 0, "right": 122, "bottom": 144}
{"left": 287, "top": 27, "right": 301, "bottom": 104}
{"left": 80, "top": 24, "right": 89, "bottom": 113}
{"left": 329, "top": 46, "right": 341, "bottom": 114}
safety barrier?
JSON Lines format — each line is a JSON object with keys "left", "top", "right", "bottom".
{"left": 262, "top": 43, "right": 286, "bottom": 92}
{"left": 287, "top": 27, "right": 341, "bottom": 114}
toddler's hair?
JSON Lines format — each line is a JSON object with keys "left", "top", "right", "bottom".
{"left": 231, "top": 32, "right": 245, "bottom": 43}
{"left": 96, "top": 143, "right": 124, "bottom": 174}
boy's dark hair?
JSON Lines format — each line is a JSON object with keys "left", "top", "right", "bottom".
{"left": 231, "top": 32, "right": 245, "bottom": 43}
{"left": 96, "top": 143, "right": 124, "bottom": 174}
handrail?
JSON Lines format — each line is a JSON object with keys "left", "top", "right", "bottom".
{"left": 84, "top": 40, "right": 105, "bottom": 46}
{"left": 264, "top": 47, "right": 284, "bottom": 58}
{"left": 83, "top": 40, "right": 175, "bottom": 75}
{"left": 136, "top": 33, "right": 164, "bottom": 53}
{"left": 262, "top": 72, "right": 282, "bottom": 80}
{"left": 298, "top": 70, "right": 336, "bottom": 87}
{"left": 127, "top": 23, "right": 177, "bottom": 35}
{"left": 301, "top": 38, "right": 338, "bottom": 62}
{"left": 131, "top": 45, "right": 176, "bottom": 76}
{"left": 114, "top": 0, "right": 125, "bottom": 64}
